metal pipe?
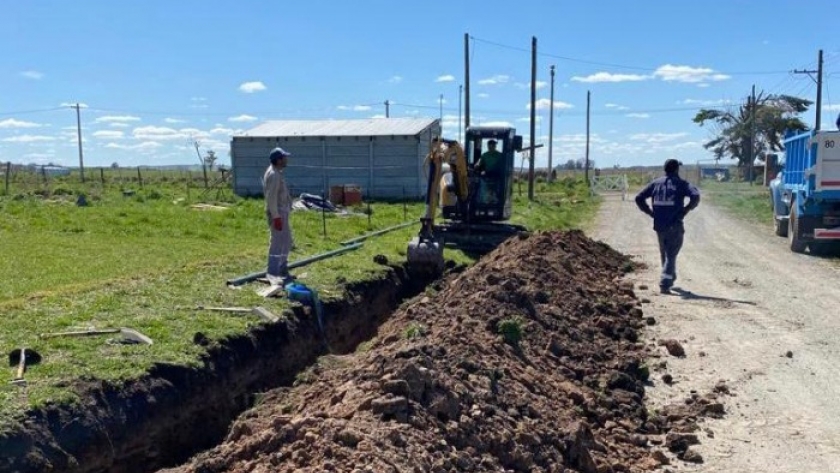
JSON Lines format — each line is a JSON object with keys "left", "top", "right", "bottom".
{"left": 339, "top": 221, "right": 415, "bottom": 246}
{"left": 226, "top": 243, "right": 364, "bottom": 286}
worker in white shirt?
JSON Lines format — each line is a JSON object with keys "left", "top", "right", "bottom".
{"left": 262, "top": 147, "right": 294, "bottom": 284}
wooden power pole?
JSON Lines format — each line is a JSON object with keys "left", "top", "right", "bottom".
{"left": 794, "top": 49, "right": 824, "bottom": 130}
{"left": 73, "top": 103, "right": 85, "bottom": 182}
{"left": 528, "top": 36, "right": 537, "bottom": 201}
{"left": 585, "top": 91, "right": 591, "bottom": 186}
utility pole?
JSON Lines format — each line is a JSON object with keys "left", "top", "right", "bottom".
{"left": 464, "top": 33, "right": 470, "bottom": 130}
{"left": 194, "top": 141, "right": 209, "bottom": 188}
{"left": 458, "top": 84, "right": 463, "bottom": 142}
{"left": 72, "top": 103, "right": 85, "bottom": 182}
{"left": 528, "top": 36, "right": 537, "bottom": 201}
{"left": 548, "top": 65, "right": 556, "bottom": 183}
{"left": 749, "top": 85, "right": 756, "bottom": 184}
{"left": 385, "top": 100, "right": 390, "bottom": 118}
{"left": 585, "top": 91, "right": 591, "bottom": 187}
{"left": 794, "top": 49, "right": 824, "bottom": 130}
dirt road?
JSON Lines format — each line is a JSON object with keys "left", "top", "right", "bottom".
{"left": 594, "top": 194, "right": 840, "bottom": 472}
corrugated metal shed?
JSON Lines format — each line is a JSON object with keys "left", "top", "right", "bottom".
{"left": 240, "top": 118, "right": 437, "bottom": 138}
{"left": 230, "top": 118, "right": 441, "bottom": 199}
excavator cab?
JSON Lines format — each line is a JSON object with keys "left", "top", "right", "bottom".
{"left": 407, "top": 126, "right": 528, "bottom": 274}
{"left": 442, "top": 127, "right": 522, "bottom": 222}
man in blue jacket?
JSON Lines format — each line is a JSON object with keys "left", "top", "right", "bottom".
{"left": 635, "top": 159, "right": 701, "bottom": 294}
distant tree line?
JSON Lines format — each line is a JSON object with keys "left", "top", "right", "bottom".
{"left": 556, "top": 158, "right": 595, "bottom": 171}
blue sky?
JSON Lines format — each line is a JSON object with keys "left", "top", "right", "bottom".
{"left": 1, "top": 0, "right": 839, "bottom": 169}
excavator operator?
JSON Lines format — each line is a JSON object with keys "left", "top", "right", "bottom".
{"left": 475, "top": 139, "right": 504, "bottom": 176}
{"left": 474, "top": 139, "right": 504, "bottom": 204}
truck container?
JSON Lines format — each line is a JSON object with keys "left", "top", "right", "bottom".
{"left": 770, "top": 129, "right": 840, "bottom": 252}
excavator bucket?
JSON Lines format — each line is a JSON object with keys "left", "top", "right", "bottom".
{"left": 407, "top": 236, "right": 444, "bottom": 274}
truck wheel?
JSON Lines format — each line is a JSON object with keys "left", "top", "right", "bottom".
{"left": 774, "top": 216, "right": 788, "bottom": 237}
{"left": 788, "top": 206, "right": 806, "bottom": 253}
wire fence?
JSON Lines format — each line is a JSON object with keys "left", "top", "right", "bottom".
{"left": 0, "top": 162, "right": 588, "bottom": 239}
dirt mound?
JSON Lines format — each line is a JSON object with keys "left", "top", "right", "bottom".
{"left": 162, "top": 230, "right": 664, "bottom": 473}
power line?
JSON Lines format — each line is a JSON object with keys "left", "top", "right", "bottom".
{"left": 470, "top": 35, "right": 790, "bottom": 76}
{"left": 0, "top": 106, "right": 67, "bottom": 116}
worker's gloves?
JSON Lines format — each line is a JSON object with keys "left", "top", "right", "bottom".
{"left": 273, "top": 217, "right": 283, "bottom": 231}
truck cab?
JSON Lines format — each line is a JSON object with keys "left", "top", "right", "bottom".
{"left": 770, "top": 129, "right": 840, "bottom": 252}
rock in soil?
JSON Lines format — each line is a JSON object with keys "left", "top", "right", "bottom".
{"left": 160, "top": 230, "right": 690, "bottom": 472}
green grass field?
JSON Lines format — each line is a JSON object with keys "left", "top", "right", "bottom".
{"left": 0, "top": 173, "right": 597, "bottom": 421}
{"left": 698, "top": 180, "right": 774, "bottom": 227}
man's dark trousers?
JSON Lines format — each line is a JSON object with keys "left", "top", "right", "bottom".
{"left": 657, "top": 224, "right": 684, "bottom": 290}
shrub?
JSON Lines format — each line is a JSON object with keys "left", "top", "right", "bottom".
{"left": 498, "top": 317, "right": 524, "bottom": 346}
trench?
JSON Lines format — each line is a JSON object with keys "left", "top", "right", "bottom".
{"left": 0, "top": 264, "right": 443, "bottom": 473}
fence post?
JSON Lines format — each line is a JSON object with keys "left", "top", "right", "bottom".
{"left": 137, "top": 167, "right": 144, "bottom": 189}
{"left": 4, "top": 162, "right": 10, "bottom": 195}
{"left": 403, "top": 186, "right": 407, "bottom": 221}
{"left": 322, "top": 202, "right": 327, "bottom": 238}
{"left": 367, "top": 192, "right": 372, "bottom": 230}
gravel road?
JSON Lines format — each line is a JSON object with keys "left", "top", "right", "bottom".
{"left": 593, "top": 194, "right": 840, "bottom": 472}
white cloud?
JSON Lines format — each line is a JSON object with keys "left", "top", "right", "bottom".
{"left": 477, "top": 93, "right": 489, "bottom": 99}
{"left": 388, "top": 75, "right": 403, "bottom": 84}
{"left": 95, "top": 115, "right": 141, "bottom": 123}
{"left": 696, "top": 83, "right": 711, "bottom": 88}
{"left": 165, "top": 117, "right": 186, "bottom": 124}
{"left": 337, "top": 105, "right": 372, "bottom": 112}
{"left": 681, "top": 98, "right": 731, "bottom": 106}
{"left": 228, "top": 114, "right": 258, "bottom": 123}
{"left": 20, "top": 70, "right": 44, "bottom": 80}
{"left": 629, "top": 132, "right": 688, "bottom": 143}
{"left": 480, "top": 121, "right": 513, "bottom": 128}
{"left": 517, "top": 116, "right": 542, "bottom": 123}
{"left": 190, "top": 97, "right": 208, "bottom": 108}
{"left": 60, "top": 102, "right": 88, "bottom": 108}
{"left": 211, "top": 127, "right": 234, "bottom": 135}
{"left": 515, "top": 81, "right": 548, "bottom": 90}
{"left": 653, "top": 64, "right": 730, "bottom": 83}
{"left": 2, "top": 134, "right": 55, "bottom": 142}
{"left": 436, "top": 74, "right": 455, "bottom": 83}
{"left": 93, "top": 130, "right": 125, "bottom": 139}
{"left": 822, "top": 104, "right": 840, "bottom": 111}
{"left": 105, "top": 141, "right": 162, "bottom": 150}
{"left": 528, "top": 98, "right": 574, "bottom": 110}
{"left": 109, "top": 123, "right": 130, "bottom": 128}
{"left": 0, "top": 118, "right": 42, "bottom": 128}
{"left": 571, "top": 72, "right": 650, "bottom": 83}
{"left": 478, "top": 75, "right": 510, "bottom": 85}
{"left": 625, "top": 113, "right": 651, "bottom": 119}
{"left": 131, "top": 126, "right": 199, "bottom": 141}
{"left": 605, "top": 103, "right": 629, "bottom": 110}
{"left": 239, "top": 81, "right": 267, "bottom": 93}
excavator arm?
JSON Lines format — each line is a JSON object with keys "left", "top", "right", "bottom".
{"left": 408, "top": 138, "right": 469, "bottom": 273}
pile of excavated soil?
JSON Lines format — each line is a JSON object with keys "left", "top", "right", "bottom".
{"left": 161, "top": 230, "right": 690, "bottom": 473}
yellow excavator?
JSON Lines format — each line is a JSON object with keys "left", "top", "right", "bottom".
{"left": 407, "top": 126, "right": 528, "bottom": 273}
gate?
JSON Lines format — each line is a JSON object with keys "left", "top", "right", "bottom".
{"left": 590, "top": 174, "right": 629, "bottom": 200}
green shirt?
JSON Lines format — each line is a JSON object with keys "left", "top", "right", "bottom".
{"left": 479, "top": 150, "right": 504, "bottom": 174}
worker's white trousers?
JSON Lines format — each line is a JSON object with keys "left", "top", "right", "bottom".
{"left": 267, "top": 210, "right": 293, "bottom": 277}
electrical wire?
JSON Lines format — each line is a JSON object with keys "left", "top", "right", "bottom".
{"left": 470, "top": 35, "right": 790, "bottom": 76}
{"left": 0, "top": 106, "right": 68, "bottom": 116}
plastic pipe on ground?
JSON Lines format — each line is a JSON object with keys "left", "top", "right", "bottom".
{"left": 226, "top": 242, "right": 364, "bottom": 287}
{"left": 339, "top": 221, "right": 415, "bottom": 246}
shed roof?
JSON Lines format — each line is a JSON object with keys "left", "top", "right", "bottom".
{"left": 236, "top": 118, "right": 438, "bottom": 138}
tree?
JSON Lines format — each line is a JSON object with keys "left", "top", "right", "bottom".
{"left": 693, "top": 92, "right": 811, "bottom": 168}
{"left": 204, "top": 150, "right": 217, "bottom": 170}
{"left": 111, "top": 162, "right": 119, "bottom": 169}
